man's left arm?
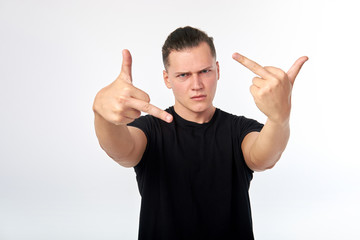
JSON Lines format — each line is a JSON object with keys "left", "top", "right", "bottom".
{"left": 233, "top": 53, "right": 308, "bottom": 172}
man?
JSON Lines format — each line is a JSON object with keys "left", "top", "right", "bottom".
{"left": 93, "top": 26, "right": 308, "bottom": 239}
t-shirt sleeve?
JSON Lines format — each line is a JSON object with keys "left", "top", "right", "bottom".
{"left": 127, "top": 115, "right": 154, "bottom": 172}
{"left": 233, "top": 116, "right": 264, "bottom": 175}
{"left": 237, "top": 116, "right": 264, "bottom": 145}
{"left": 127, "top": 115, "right": 152, "bottom": 143}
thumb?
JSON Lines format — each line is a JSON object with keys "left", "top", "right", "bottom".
{"left": 287, "top": 56, "right": 309, "bottom": 85}
{"left": 120, "top": 49, "right": 132, "bottom": 82}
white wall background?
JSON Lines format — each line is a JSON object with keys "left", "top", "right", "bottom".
{"left": 1, "top": 0, "right": 359, "bottom": 239}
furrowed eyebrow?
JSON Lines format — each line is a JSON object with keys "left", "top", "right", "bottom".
{"left": 200, "top": 66, "right": 213, "bottom": 71}
{"left": 202, "top": 65, "right": 215, "bottom": 70}
{"left": 174, "top": 66, "right": 214, "bottom": 75}
{"left": 174, "top": 71, "right": 191, "bottom": 75}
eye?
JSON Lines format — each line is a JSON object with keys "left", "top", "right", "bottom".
{"left": 177, "top": 73, "right": 188, "bottom": 78}
{"left": 201, "top": 69, "right": 210, "bottom": 74}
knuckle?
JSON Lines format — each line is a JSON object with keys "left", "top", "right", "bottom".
{"left": 258, "top": 89, "right": 267, "bottom": 98}
{"left": 161, "top": 111, "right": 168, "bottom": 120}
{"left": 263, "top": 86, "right": 271, "bottom": 94}
{"left": 145, "top": 93, "right": 151, "bottom": 103}
{"left": 271, "top": 78, "right": 281, "bottom": 87}
{"left": 263, "top": 66, "right": 271, "bottom": 71}
{"left": 250, "top": 62, "right": 258, "bottom": 70}
{"left": 250, "top": 85, "right": 255, "bottom": 92}
{"left": 120, "top": 84, "right": 133, "bottom": 96}
{"left": 279, "top": 70, "right": 286, "bottom": 78}
{"left": 135, "top": 110, "right": 141, "bottom": 118}
{"left": 117, "top": 96, "right": 128, "bottom": 106}
{"left": 250, "top": 85, "right": 257, "bottom": 96}
{"left": 122, "top": 86, "right": 131, "bottom": 95}
{"left": 112, "top": 115, "right": 124, "bottom": 125}
{"left": 141, "top": 102, "right": 152, "bottom": 112}
{"left": 113, "top": 104, "right": 124, "bottom": 115}
{"left": 138, "top": 89, "right": 150, "bottom": 102}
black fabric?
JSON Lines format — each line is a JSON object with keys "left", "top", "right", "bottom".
{"left": 128, "top": 106, "right": 263, "bottom": 240}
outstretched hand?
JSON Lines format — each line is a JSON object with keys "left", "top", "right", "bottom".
{"left": 232, "top": 53, "right": 308, "bottom": 124}
{"left": 93, "top": 49, "right": 173, "bottom": 125}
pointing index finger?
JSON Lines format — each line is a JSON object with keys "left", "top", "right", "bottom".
{"left": 232, "top": 52, "right": 272, "bottom": 79}
{"left": 127, "top": 98, "right": 173, "bottom": 123}
{"left": 142, "top": 103, "right": 173, "bottom": 123}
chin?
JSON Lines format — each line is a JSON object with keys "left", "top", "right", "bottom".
{"left": 190, "top": 103, "right": 213, "bottom": 113}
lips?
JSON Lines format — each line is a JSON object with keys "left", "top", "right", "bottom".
{"left": 191, "top": 95, "right": 207, "bottom": 100}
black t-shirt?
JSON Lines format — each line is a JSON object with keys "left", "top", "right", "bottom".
{"left": 128, "top": 106, "right": 263, "bottom": 240}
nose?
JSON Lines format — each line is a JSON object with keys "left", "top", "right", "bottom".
{"left": 191, "top": 74, "right": 204, "bottom": 91}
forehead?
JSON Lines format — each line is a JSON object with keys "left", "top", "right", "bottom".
{"left": 167, "top": 42, "right": 215, "bottom": 73}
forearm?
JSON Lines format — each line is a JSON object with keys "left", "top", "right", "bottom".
{"left": 249, "top": 118, "right": 290, "bottom": 170}
{"left": 94, "top": 111, "right": 135, "bottom": 162}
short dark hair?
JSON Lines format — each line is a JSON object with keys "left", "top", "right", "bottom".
{"left": 162, "top": 26, "right": 216, "bottom": 69}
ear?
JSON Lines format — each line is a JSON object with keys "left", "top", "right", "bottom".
{"left": 216, "top": 61, "right": 220, "bottom": 80}
{"left": 163, "top": 70, "right": 172, "bottom": 89}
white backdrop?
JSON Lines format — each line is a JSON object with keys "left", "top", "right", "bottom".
{"left": 1, "top": 0, "right": 359, "bottom": 239}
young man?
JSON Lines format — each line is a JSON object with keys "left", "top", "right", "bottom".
{"left": 93, "top": 26, "right": 308, "bottom": 239}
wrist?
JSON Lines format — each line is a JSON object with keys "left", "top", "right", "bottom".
{"left": 266, "top": 116, "right": 290, "bottom": 128}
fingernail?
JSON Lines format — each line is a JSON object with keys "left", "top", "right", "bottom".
{"left": 166, "top": 115, "right": 172, "bottom": 123}
{"left": 232, "top": 53, "right": 241, "bottom": 60}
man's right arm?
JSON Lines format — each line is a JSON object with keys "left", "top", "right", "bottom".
{"left": 92, "top": 49, "right": 172, "bottom": 167}
{"left": 93, "top": 111, "right": 147, "bottom": 168}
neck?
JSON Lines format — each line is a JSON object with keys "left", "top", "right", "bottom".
{"left": 173, "top": 104, "right": 216, "bottom": 124}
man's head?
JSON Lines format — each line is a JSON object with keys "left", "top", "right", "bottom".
{"left": 162, "top": 26, "right": 220, "bottom": 121}
{"left": 162, "top": 26, "right": 216, "bottom": 70}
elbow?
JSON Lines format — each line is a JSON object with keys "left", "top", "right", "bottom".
{"left": 263, "top": 163, "right": 276, "bottom": 171}
{"left": 251, "top": 162, "right": 276, "bottom": 172}
{"left": 249, "top": 152, "right": 281, "bottom": 172}
{"left": 115, "top": 159, "right": 138, "bottom": 168}
{"left": 99, "top": 143, "right": 137, "bottom": 168}
{"left": 108, "top": 154, "right": 138, "bottom": 168}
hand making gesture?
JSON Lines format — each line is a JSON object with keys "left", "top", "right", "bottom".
{"left": 93, "top": 50, "right": 173, "bottom": 125}
{"left": 232, "top": 53, "right": 308, "bottom": 124}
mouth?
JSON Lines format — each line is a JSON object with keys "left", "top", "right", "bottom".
{"left": 191, "top": 95, "right": 207, "bottom": 101}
